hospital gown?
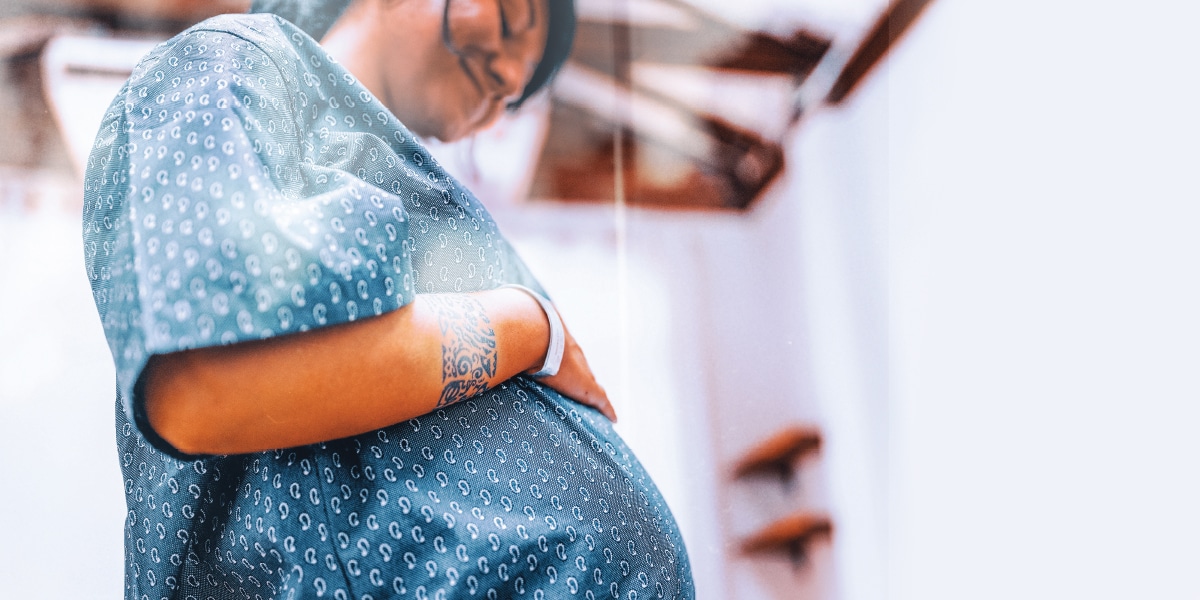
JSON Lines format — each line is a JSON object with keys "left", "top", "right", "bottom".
{"left": 83, "top": 13, "right": 693, "bottom": 600}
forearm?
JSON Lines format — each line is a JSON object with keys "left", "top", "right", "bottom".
{"left": 142, "top": 288, "right": 549, "bottom": 455}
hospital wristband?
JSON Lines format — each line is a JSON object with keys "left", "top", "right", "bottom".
{"left": 501, "top": 284, "right": 566, "bottom": 376}
{"left": 501, "top": 284, "right": 564, "bottom": 378}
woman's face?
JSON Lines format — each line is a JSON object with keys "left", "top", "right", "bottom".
{"left": 379, "top": 0, "right": 549, "bottom": 142}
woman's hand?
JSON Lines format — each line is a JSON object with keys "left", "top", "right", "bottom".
{"left": 534, "top": 325, "right": 618, "bottom": 423}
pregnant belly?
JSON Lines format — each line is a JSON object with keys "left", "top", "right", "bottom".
{"left": 301, "top": 378, "right": 694, "bottom": 600}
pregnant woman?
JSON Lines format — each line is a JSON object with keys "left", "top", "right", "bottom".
{"left": 82, "top": 0, "right": 693, "bottom": 598}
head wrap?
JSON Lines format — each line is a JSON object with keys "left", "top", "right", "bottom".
{"left": 249, "top": 0, "right": 574, "bottom": 106}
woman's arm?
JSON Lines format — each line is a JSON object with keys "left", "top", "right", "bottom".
{"left": 142, "top": 288, "right": 614, "bottom": 456}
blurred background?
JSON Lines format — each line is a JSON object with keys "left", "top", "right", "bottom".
{"left": 2, "top": 0, "right": 1198, "bottom": 598}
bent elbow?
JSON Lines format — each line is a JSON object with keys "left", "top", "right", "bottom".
{"left": 141, "top": 352, "right": 218, "bottom": 456}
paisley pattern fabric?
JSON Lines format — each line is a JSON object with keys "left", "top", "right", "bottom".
{"left": 83, "top": 14, "right": 692, "bottom": 600}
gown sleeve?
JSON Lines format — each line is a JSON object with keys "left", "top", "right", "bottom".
{"left": 83, "top": 28, "right": 416, "bottom": 458}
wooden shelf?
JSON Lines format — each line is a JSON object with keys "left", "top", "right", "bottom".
{"left": 740, "top": 511, "right": 832, "bottom": 561}
{"left": 731, "top": 424, "right": 821, "bottom": 481}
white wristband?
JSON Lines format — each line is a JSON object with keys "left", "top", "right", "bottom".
{"left": 501, "top": 284, "right": 564, "bottom": 378}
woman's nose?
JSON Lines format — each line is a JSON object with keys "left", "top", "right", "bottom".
{"left": 486, "top": 53, "right": 529, "bottom": 101}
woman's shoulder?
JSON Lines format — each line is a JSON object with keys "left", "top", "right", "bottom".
{"left": 129, "top": 13, "right": 317, "bottom": 85}
{"left": 169, "top": 12, "right": 308, "bottom": 51}
{"left": 190, "top": 12, "right": 324, "bottom": 58}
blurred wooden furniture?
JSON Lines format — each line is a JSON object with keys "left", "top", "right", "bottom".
{"left": 533, "top": 0, "right": 936, "bottom": 210}
{"left": 741, "top": 511, "right": 833, "bottom": 565}
{"left": 26, "top": 0, "right": 934, "bottom": 209}
{"left": 827, "top": 0, "right": 936, "bottom": 104}
{"left": 732, "top": 424, "right": 822, "bottom": 483}
{"left": 17, "top": 0, "right": 249, "bottom": 31}
{"left": 731, "top": 423, "right": 832, "bottom": 567}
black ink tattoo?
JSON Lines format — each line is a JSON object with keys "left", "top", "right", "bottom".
{"left": 426, "top": 295, "right": 498, "bottom": 407}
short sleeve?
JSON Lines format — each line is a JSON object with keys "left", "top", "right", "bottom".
{"left": 83, "top": 28, "right": 416, "bottom": 457}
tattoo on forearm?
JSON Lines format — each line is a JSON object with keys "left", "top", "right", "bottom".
{"left": 426, "top": 295, "right": 498, "bottom": 407}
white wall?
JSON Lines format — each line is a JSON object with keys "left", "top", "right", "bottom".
{"left": 502, "top": 3, "right": 1200, "bottom": 599}
{"left": 881, "top": 1, "right": 1200, "bottom": 598}
{"left": 0, "top": 207, "right": 126, "bottom": 598}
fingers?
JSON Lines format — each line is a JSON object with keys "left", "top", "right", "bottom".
{"left": 536, "top": 366, "right": 617, "bottom": 422}
{"left": 586, "top": 385, "right": 618, "bottom": 423}
{"left": 563, "top": 361, "right": 617, "bottom": 423}
{"left": 539, "top": 372, "right": 617, "bottom": 422}
{"left": 538, "top": 323, "right": 618, "bottom": 422}
{"left": 599, "top": 397, "right": 618, "bottom": 423}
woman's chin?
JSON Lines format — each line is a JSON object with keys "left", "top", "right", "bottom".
{"left": 405, "top": 102, "right": 499, "bottom": 143}
{"left": 428, "top": 128, "right": 468, "bottom": 144}
{"left": 421, "top": 103, "right": 500, "bottom": 143}
{"left": 409, "top": 117, "right": 470, "bottom": 144}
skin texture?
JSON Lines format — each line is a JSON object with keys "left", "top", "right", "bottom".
{"left": 142, "top": 0, "right": 615, "bottom": 456}
{"left": 144, "top": 289, "right": 614, "bottom": 456}
{"left": 322, "top": 0, "right": 547, "bottom": 141}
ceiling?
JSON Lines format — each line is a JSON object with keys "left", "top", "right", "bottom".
{"left": 8, "top": 0, "right": 932, "bottom": 211}
{"left": 534, "top": 0, "right": 931, "bottom": 210}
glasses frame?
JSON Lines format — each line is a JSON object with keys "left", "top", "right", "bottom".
{"left": 440, "top": 0, "right": 544, "bottom": 112}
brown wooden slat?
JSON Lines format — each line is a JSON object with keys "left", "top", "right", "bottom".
{"left": 740, "top": 512, "right": 833, "bottom": 556}
{"left": 826, "top": 0, "right": 936, "bottom": 104}
{"left": 572, "top": 20, "right": 829, "bottom": 78}
{"left": 541, "top": 9, "right": 830, "bottom": 211}
{"left": 731, "top": 424, "right": 822, "bottom": 480}
{"left": 20, "top": 0, "right": 250, "bottom": 31}
{"left": 531, "top": 98, "right": 783, "bottom": 210}
{"left": 531, "top": 101, "right": 729, "bottom": 210}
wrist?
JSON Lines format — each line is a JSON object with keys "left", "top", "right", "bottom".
{"left": 499, "top": 284, "right": 563, "bottom": 377}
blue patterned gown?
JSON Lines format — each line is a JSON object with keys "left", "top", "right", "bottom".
{"left": 83, "top": 14, "right": 693, "bottom": 600}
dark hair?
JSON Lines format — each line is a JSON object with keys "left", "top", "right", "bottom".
{"left": 510, "top": 0, "right": 575, "bottom": 110}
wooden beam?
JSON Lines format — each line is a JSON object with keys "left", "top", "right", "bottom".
{"left": 531, "top": 97, "right": 783, "bottom": 211}
{"left": 18, "top": 0, "right": 250, "bottom": 32}
{"left": 572, "top": 19, "right": 829, "bottom": 77}
{"left": 826, "top": 0, "right": 936, "bottom": 104}
{"left": 536, "top": 61, "right": 784, "bottom": 210}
